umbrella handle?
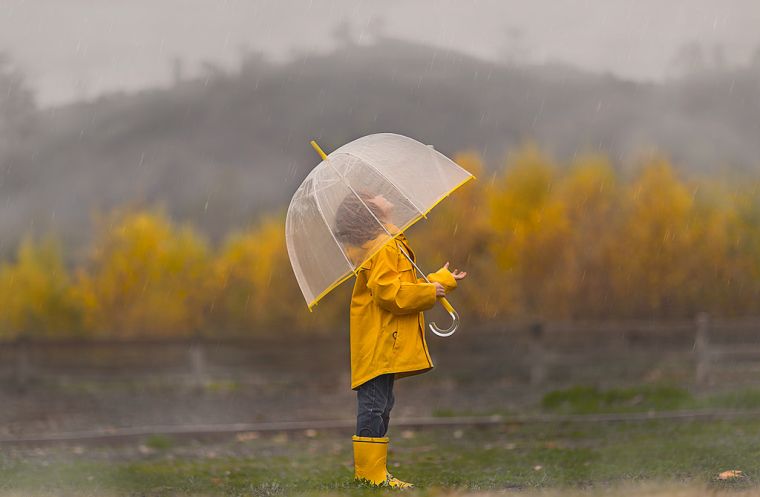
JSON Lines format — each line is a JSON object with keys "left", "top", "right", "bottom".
{"left": 429, "top": 297, "right": 459, "bottom": 337}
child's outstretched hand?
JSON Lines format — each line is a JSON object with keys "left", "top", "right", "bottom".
{"left": 443, "top": 262, "right": 467, "bottom": 281}
{"left": 432, "top": 282, "right": 446, "bottom": 297}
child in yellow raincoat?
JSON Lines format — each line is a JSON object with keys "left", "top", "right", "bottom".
{"left": 335, "top": 192, "right": 467, "bottom": 488}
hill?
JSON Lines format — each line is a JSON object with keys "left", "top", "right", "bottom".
{"left": 1, "top": 37, "right": 758, "bottom": 256}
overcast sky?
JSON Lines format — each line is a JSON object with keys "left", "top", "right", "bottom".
{"left": 2, "top": 0, "right": 759, "bottom": 107}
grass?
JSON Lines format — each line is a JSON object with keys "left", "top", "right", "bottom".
{"left": 145, "top": 434, "right": 175, "bottom": 451}
{"left": 540, "top": 385, "right": 694, "bottom": 414}
{"left": 5, "top": 383, "right": 760, "bottom": 496}
{"left": 429, "top": 384, "right": 760, "bottom": 419}
{"left": 1, "top": 415, "right": 759, "bottom": 496}
{"left": 540, "top": 384, "right": 760, "bottom": 415}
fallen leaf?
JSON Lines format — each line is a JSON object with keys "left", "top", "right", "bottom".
{"left": 718, "top": 470, "right": 743, "bottom": 480}
{"left": 236, "top": 431, "right": 259, "bottom": 442}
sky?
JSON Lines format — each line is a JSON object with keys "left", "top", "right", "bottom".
{"left": 1, "top": 0, "right": 759, "bottom": 107}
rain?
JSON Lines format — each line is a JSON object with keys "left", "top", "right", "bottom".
{"left": 0, "top": 0, "right": 760, "bottom": 495}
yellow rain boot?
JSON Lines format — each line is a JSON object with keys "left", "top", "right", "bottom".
{"left": 352, "top": 435, "right": 414, "bottom": 488}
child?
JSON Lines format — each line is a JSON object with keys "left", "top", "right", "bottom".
{"left": 335, "top": 191, "right": 467, "bottom": 487}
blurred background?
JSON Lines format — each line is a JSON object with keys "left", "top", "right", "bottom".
{"left": 2, "top": 1, "right": 760, "bottom": 493}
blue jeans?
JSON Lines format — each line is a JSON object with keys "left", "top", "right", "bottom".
{"left": 356, "top": 373, "right": 395, "bottom": 437}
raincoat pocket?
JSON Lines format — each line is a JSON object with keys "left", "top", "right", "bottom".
{"left": 387, "top": 320, "right": 401, "bottom": 351}
{"left": 376, "top": 322, "right": 399, "bottom": 367}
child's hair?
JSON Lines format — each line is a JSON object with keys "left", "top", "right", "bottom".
{"left": 334, "top": 192, "right": 385, "bottom": 246}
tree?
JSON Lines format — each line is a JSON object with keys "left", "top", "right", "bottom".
{"left": 0, "top": 237, "right": 82, "bottom": 340}
{"left": 74, "top": 209, "right": 211, "bottom": 338}
{"left": 210, "top": 215, "right": 345, "bottom": 335}
{"left": 410, "top": 151, "right": 506, "bottom": 320}
{"left": 611, "top": 159, "right": 696, "bottom": 317}
{"left": 488, "top": 144, "right": 571, "bottom": 316}
{"left": 553, "top": 154, "right": 620, "bottom": 318}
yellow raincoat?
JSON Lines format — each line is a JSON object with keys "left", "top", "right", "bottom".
{"left": 349, "top": 232, "right": 457, "bottom": 390}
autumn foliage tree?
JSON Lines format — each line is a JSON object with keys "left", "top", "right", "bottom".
{"left": 4, "top": 146, "right": 760, "bottom": 341}
{"left": 410, "top": 151, "right": 503, "bottom": 321}
{"left": 0, "top": 237, "right": 82, "bottom": 340}
{"left": 488, "top": 145, "right": 572, "bottom": 317}
{"left": 210, "top": 216, "right": 296, "bottom": 334}
{"left": 553, "top": 154, "right": 620, "bottom": 318}
{"left": 74, "top": 209, "right": 210, "bottom": 338}
{"left": 209, "top": 214, "right": 348, "bottom": 336}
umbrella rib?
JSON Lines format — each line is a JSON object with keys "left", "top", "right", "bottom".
{"left": 339, "top": 151, "right": 427, "bottom": 219}
{"left": 310, "top": 173, "right": 356, "bottom": 274}
{"left": 322, "top": 160, "right": 394, "bottom": 242}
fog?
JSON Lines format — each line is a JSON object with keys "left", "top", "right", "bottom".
{"left": 2, "top": 5, "right": 760, "bottom": 488}
{"left": 1, "top": 0, "right": 759, "bottom": 106}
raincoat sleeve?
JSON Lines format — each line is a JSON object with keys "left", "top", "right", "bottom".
{"left": 426, "top": 266, "right": 457, "bottom": 293}
{"left": 366, "top": 244, "right": 437, "bottom": 315}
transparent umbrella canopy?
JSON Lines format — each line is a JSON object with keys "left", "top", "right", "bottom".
{"left": 285, "top": 133, "right": 474, "bottom": 336}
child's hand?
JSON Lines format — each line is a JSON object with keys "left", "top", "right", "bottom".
{"left": 443, "top": 262, "right": 467, "bottom": 281}
{"left": 432, "top": 282, "right": 446, "bottom": 297}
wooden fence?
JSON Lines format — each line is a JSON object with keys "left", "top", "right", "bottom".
{"left": 2, "top": 314, "right": 760, "bottom": 391}
{"left": 525, "top": 313, "right": 760, "bottom": 387}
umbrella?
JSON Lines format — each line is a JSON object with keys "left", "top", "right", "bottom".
{"left": 285, "top": 133, "right": 474, "bottom": 336}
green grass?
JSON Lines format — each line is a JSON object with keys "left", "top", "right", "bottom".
{"left": 698, "top": 387, "right": 760, "bottom": 410}
{"left": 145, "top": 434, "right": 175, "bottom": 450}
{"left": 541, "top": 385, "right": 694, "bottom": 414}
{"left": 429, "top": 385, "right": 760, "bottom": 419}
{"left": 1, "top": 416, "right": 759, "bottom": 496}
{"left": 540, "top": 384, "right": 760, "bottom": 415}
{"left": 5, "top": 384, "right": 760, "bottom": 496}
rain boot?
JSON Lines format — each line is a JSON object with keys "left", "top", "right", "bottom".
{"left": 352, "top": 435, "right": 414, "bottom": 488}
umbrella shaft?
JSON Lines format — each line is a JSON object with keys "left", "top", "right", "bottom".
{"left": 397, "top": 245, "right": 430, "bottom": 283}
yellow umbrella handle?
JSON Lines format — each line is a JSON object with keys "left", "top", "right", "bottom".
{"left": 394, "top": 244, "right": 461, "bottom": 338}
{"left": 430, "top": 297, "right": 459, "bottom": 337}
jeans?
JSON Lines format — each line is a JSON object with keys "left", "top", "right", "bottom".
{"left": 356, "top": 373, "right": 395, "bottom": 438}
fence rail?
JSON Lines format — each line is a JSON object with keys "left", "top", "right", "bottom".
{"left": 2, "top": 314, "right": 760, "bottom": 390}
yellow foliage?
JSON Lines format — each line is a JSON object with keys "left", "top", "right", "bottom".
{"left": 409, "top": 151, "right": 508, "bottom": 320}
{"left": 210, "top": 215, "right": 345, "bottom": 335}
{"left": 549, "top": 155, "right": 621, "bottom": 318}
{"left": 488, "top": 145, "right": 571, "bottom": 314}
{"left": 211, "top": 216, "right": 290, "bottom": 333}
{"left": 734, "top": 185, "right": 760, "bottom": 278}
{"left": 561, "top": 154, "right": 618, "bottom": 222}
{"left": 73, "top": 208, "right": 210, "bottom": 338}
{"left": 612, "top": 159, "right": 697, "bottom": 317}
{"left": 6, "top": 146, "right": 760, "bottom": 339}
{"left": 0, "top": 237, "right": 82, "bottom": 340}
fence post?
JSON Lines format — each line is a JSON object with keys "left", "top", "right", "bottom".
{"left": 13, "top": 337, "right": 31, "bottom": 394}
{"left": 189, "top": 341, "right": 208, "bottom": 390}
{"left": 695, "top": 312, "right": 711, "bottom": 386}
{"left": 529, "top": 322, "right": 546, "bottom": 386}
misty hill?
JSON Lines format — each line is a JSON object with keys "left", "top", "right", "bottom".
{"left": 1, "top": 37, "right": 759, "bottom": 257}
